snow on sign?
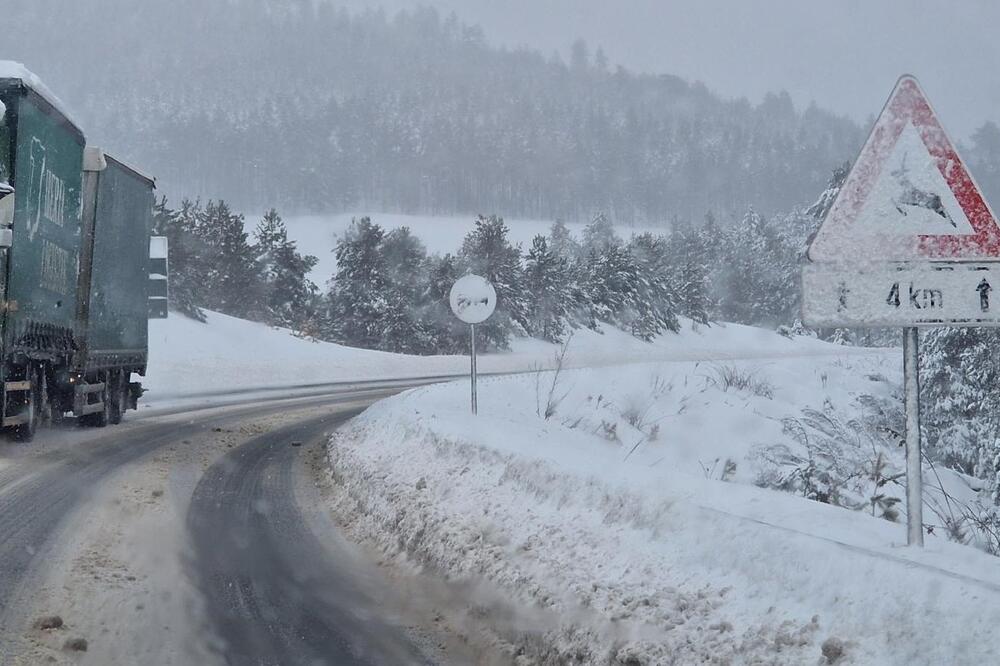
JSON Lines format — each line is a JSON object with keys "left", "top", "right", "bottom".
{"left": 802, "top": 75, "right": 1000, "bottom": 548}
{"left": 802, "top": 263, "right": 1000, "bottom": 327}
{"left": 449, "top": 274, "right": 497, "bottom": 324}
{"left": 804, "top": 75, "right": 1000, "bottom": 328}
{"left": 808, "top": 75, "right": 1000, "bottom": 263}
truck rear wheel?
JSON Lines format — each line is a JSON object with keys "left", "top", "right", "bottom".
{"left": 80, "top": 374, "right": 110, "bottom": 428}
{"left": 91, "top": 382, "right": 110, "bottom": 428}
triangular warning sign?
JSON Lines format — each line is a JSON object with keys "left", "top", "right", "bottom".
{"left": 808, "top": 75, "right": 1000, "bottom": 262}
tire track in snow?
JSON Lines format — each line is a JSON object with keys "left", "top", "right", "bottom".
{"left": 186, "top": 412, "right": 434, "bottom": 666}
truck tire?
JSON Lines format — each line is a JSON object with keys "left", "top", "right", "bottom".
{"left": 81, "top": 375, "right": 110, "bottom": 428}
{"left": 92, "top": 382, "right": 110, "bottom": 428}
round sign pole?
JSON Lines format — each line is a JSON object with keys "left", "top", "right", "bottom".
{"left": 449, "top": 274, "right": 497, "bottom": 416}
{"left": 470, "top": 324, "right": 477, "bottom": 415}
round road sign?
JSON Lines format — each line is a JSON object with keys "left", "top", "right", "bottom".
{"left": 449, "top": 274, "right": 497, "bottom": 324}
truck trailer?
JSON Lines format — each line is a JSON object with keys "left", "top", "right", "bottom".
{"left": 0, "top": 64, "right": 161, "bottom": 440}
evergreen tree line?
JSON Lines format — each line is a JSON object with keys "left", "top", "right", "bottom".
{"left": 8, "top": 0, "right": 863, "bottom": 222}
{"left": 323, "top": 213, "right": 691, "bottom": 355}
{"left": 151, "top": 198, "right": 319, "bottom": 329}
{"left": 153, "top": 191, "right": 823, "bottom": 355}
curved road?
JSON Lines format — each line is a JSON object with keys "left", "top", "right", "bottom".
{"left": 0, "top": 381, "right": 447, "bottom": 665}
{"left": 188, "top": 412, "right": 432, "bottom": 665}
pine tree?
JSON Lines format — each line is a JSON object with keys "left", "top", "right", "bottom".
{"left": 549, "top": 219, "right": 580, "bottom": 261}
{"left": 922, "top": 328, "right": 1000, "bottom": 478}
{"left": 714, "top": 207, "right": 797, "bottom": 327}
{"left": 254, "top": 208, "right": 319, "bottom": 329}
{"left": 421, "top": 253, "right": 466, "bottom": 353}
{"left": 381, "top": 227, "right": 427, "bottom": 301}
{"left": 460, "top": 215, "right": 528, "bottom": 350}
{"left": 327, "top": 217, "right": 388, "bottom": 348}
{"left": 150, "top": 197, "right": 207, "bottom": 321}
{"left": 523, "top": 235, "right": 569, "bottom": 342}
{"left": 582, "top": 244, "right": 639, "bottom": 331}
{"left": 378, "top": 227, "right": 434, "bottom": 353}
{"left": 581, "top": 212, "right": 618, "bottom": 255}
{"left": 664, "top": 220, "right": 710, "bottom": 325}
{"left": 628, "top": 233, "right": 680, "bottom": 339}
{"left": 196, "top": 200, "right": 265, "bottom": 319}
{"left": 548, "top": 220, "right": 592, "bottom": 328}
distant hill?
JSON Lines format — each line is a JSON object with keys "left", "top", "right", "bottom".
{"left": 6, "top": 0, "right": 864, "bottom": 222}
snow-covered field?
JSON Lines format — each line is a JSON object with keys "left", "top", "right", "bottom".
{"left": 143, "top": 309, "right": 875, "bottom": 405}
{"left": 281, "top": 213, "right": 666, "bottom": 282}
{"left": 325, "top": 328, "right": 1000, "bottom": 664}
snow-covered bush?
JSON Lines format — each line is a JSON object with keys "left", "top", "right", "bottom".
{"left": 751, "top": 394, "right": 905, "bottom": 520}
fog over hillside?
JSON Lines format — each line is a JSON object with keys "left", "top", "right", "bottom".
{"left": 7, "top": 0, "right": 1000, "bottom": 225}
{"left": 336, "top": 0, "right": 1000, "bottom": 140}
{"left": 5, "top": 0, "right": 865, "bottom": 223}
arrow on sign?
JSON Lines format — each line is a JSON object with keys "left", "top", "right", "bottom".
{"left": 978, "top": 278, "right": 992, "bottom": 312}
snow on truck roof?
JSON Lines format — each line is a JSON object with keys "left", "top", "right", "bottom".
{"left": 0, "top": 61, "right": 79, "bottom": 130}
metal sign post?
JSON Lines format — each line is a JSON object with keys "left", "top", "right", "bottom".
{"left": 903, "top": 327, "right": 922, "bottom": 547}
{"left": 802, "top": 75, "right": 1000, "bottom": 547}
{"left": 470, "top": 323, "right": 478, "bottom": 414}
{"left": 449, "top": 275, "right": 497, "bottom": 415}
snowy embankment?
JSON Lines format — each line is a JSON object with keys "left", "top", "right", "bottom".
{"left": 326, "top": 329, "right": 1000, "bottom": 665}
{"left": 142, "top": 309, "right": 868, "bottom": 406}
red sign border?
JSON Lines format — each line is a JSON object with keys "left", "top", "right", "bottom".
{"left": 808, "top": 75, "right": 1000, "bottom": 262}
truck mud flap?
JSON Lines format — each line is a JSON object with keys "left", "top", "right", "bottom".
{"left": 127, "top": 382, "right": 143, "bottom": 410}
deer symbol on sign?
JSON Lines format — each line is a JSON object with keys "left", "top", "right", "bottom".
{"left": 890, "top": 154, "right": 956, "bottom": 228}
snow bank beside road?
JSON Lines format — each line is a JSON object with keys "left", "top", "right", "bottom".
{"left": 327, "top": 342, "right": 1000, "bottom": 664}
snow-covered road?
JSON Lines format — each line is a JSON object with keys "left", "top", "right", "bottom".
{"left": 0, "top": 384, "right": 473, "bottom": 665}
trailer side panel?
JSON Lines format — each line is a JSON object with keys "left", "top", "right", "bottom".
{"left": 84, "top": 155, "right": 152, "bottom": 368}
{"left": 6, "top": 90, "right": 84, "bottom": 358}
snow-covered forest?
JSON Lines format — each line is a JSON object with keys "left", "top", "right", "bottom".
{"left": 155, "top": 196, "right": 819, "bottom": 352}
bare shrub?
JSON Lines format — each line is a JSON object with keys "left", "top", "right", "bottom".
{"left": 533, "top": 334, "right": 573, "bottom": 420}
{"left": 707, "top": 364, "right": 775, "bottom": 400}
{"left": 700, "top": 458, "right": 737, "bottom": 481}
{"left": 597, "top": 420, "right": 619, "bottom": 442}
{"left": 621, "top": 374, "right": 672, "bottom": 431}
{"left": 621, "top": 403, "right": 645, "bottom": 429}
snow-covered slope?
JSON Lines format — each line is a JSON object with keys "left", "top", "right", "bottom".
{"left": 324, "top": 332, "right": 1000, "bottom": 664}
{"left": 143, "top": 309, "right": 876, "bottom": 404}
{"left": 281, "top": 212, "right": 666, "bottom": 282}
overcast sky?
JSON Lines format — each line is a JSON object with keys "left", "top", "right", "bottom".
{"left": 338, "top": 0, "right": 1000, "bottom": 139}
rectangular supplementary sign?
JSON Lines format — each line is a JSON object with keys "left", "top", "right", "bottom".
{"left": 802, "top": 262, "right": 1000, "bottom": 327}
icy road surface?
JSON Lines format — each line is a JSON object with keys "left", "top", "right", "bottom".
{"left": 0, "top": 386, "right": 472, "bottom": 665}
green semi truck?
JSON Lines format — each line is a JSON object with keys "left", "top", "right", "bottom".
{"left": 0, "top": 64, "right": 163, "bottom": 440}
